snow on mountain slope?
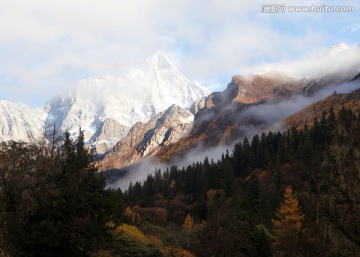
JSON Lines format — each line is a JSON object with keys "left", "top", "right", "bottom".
{"left": 90, "top": 118, "right": 130, "bottom": 155}
{"left": 0, "top": 101, "right": 46, "bottom": 142}
{"left": 45, "top": 51, "right": 210, "bottom": 142}
{"left": 318, "top": 42, "right": 351, "bottom": 57}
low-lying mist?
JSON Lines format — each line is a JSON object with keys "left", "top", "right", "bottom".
{"left": 239, "top": 81, "right": 359, "bottom": 138}
{"left": 105, "top": 144, "right": 230, "bottom": 191}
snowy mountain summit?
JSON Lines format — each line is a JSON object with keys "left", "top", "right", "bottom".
{"left": 319, "top": 42, "right": 351, "bottom": 57}
{"left": 0, "top": 52, "right": 209, "bottom": 147}
{"left": 45, "top": 52, "right": 209, "bottom": 147}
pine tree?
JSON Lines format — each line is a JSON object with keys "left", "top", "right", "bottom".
{"left": 75, "top": 127, "right": 88, "bottom": 169}
{"left": 222, "top": 159, "right": 235, "bottom": 197}
{"left": 241, "top": 137, "right": 251, "bottom": 175}
{"left": 232, "top": 142, "right": 242, "bottom": 177}
{"left": 61, "top": 131, "right": 75, "bottom": 171}
{"left": 250, "top": 225, "right": 273, "bottom": 257}
{"left": 54, "top": 129, "right": 122, "bottom": 256}
{"left": 247, "top": 174, "right": 260, "bottom": 212}
{"left": 272, "top": 186, "right": 304, "bottom": 257}
{"left": 248, "top": 135, "right": 261, "bottom": 171}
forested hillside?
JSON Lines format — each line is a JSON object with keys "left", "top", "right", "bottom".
{"left": 283, "top": 88, "right": 360, "bottom": 130}
{"left": 122, "top": 106, "right": 360, "bottom": 257}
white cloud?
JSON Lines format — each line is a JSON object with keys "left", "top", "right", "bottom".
{"left": 0, "top": 0, "right": 358, "bottom": 106}
{"left": 248, "top": 45, "right": 360, "bottom": 80}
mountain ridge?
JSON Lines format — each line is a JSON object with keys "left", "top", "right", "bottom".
{"left": 153, "top": 45, "right": 360, "bottom": 163}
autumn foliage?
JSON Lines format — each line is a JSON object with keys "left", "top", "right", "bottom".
{"left": 272, "top": 186, "right": 304, "bottom": 257}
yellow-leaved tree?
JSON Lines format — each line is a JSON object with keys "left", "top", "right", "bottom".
{"left": 183, "top": 214, "right": 193, "bottom": 232}
{"left": 272, "top": 186, "right": 304, "bottom": 257}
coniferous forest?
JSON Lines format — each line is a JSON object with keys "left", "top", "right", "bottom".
{"left": 1, "top": 106, "right": 360, "bottom": 257}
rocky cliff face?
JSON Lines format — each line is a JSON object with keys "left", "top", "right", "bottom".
{"left": 227, "top": 72, "right": 360, "bottom": 106}
{"left": 100, "top": 105, "right": 194, "bottom": 170}
{"left": 228, "top": 74, "right": 303, "bottom": 104}
{"left": 190, "top": 96, "right": 212, "bottom": 114}
{"left": 90, "top": 118, "right": 130, "bottom": 154}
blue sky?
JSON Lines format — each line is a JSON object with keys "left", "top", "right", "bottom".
{"left": 0, "top": 0, "right": 359, "bottom": 107}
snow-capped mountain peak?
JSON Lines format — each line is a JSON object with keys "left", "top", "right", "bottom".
{"left": 0, "top": 52, "right": 209, "bottom": 148}
{"left": 147, "top": 51, "right": 180, "bottom": 73}
{"left": 318, "top": 42, "right": 351, "bottom": 57}
{"left": 44, "top": 52, "right": 210, "bottom": 143}
{"left": 326, "top": 42, "right": 351, "bottom": 55}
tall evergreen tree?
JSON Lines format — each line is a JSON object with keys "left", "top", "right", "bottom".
{"left": 222, "top": 159, "right": 235, "bottom": 197}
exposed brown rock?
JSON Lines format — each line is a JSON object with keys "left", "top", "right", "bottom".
{"left": 100, "top": 105, "right": 193, "bottom": 170}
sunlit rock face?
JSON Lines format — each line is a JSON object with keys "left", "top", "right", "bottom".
{"left": 101, "top": 104, "right": 194, "bottom": 170}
